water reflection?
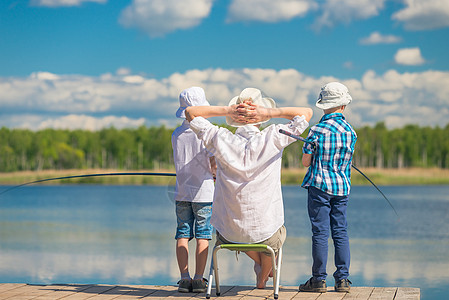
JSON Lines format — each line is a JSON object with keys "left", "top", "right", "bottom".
{"left": 1, "top": 236, "right": 448, "bottom": 289}
{"left": 0, "top": 185, "right": 448, "bottom": 299}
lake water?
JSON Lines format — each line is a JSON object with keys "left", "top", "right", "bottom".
{"left": 0, "top": 184, "right": 448, "bottom": 299}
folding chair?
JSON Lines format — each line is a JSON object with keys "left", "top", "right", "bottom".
{"left": 206, "top": 244, "right": 283, "bottom": 299}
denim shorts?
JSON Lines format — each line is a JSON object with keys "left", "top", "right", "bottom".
{"left": 175, "top": 201, "right": 213, "bottom": 240}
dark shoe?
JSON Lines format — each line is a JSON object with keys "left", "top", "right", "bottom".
{"left": 299, "top": 277, "right": 327, "bottom": 293}
{"left": 192, "top": 278, "right": 208, "bottom": 293}
{"left": 335, "top": 278, "right": 351, "bottom": 292}
{"left": 177, "top": 278, "right": 192, "bottom": 293}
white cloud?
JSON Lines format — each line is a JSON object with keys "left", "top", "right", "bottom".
{"left": 38, "top": 115, "right": 146, "bottom": 130}
{"left": 116, "top": 67, "right": 131, "bottom": 76}
{"left": 227, "top": 0, "right": 318, "bottom": 23}
{"left": 394, "top": 47, "right": 425, "bottom": 66}
{"left": 30, "top": 0, "right": 106, "bottom": 7}
{"left": 31, "top": 71, "right": 60, "bottom": 80}
{"left": 1, "top": 114, "right": 146, "bottom": 131}
{"left": 122, "top": 75, "right": 145, "bottom": 84}
{"left": 1, "top": 68, "right": 449, "bottom": 130}
{"left": 355, "top": 69, "right": 449, "bottom": 127}
{"left": 313, "top": 0, "right": 385, "bottom": 30}
{"left": 392, "top": 0, "right": 449, "bottom": 31}
{"left": 0, "top": 71, "right": 169, "bottom": 113}
{"left": 118, "top": 0, "right": 213, "bottom": 38}
{"left": 360, "top": 31, "right": 402, "bottom": 45}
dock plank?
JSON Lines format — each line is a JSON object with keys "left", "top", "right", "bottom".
{"left": 0, "top": 284, "right": 420, "bottom": 299}
{"left": 0, "top": 284, "right": 27, "bottom": 294}
{"left": 240, "top": 286, "right": 276, "bottom": 299}
{"left": 31, "top": 284, "right": 94, "bottom": 300}
{"left": 342, "top": 287, "right": 375, "bottom": 300}
{"left": 395, "top": 287, "right": 420, "bottom": 300}
{"left": 216, "top": 285, "right": 256, "bottom": 299}
{"left": 0, "top": 284, "right": 54, "bottom": 300}
{"left": 369, "top": 287, "right": 397, "bottom": 300}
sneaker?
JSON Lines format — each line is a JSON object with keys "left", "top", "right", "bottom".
{"left": 192, "top": 278, "right": 208, "bottom": 293}
{"left": 299, "top": 277, "right": 327, "bottom": 293}
{"left": 177, "top": 278, "right": 192, "bottom": 293}
{"left": 335, "top": 278, "right": 351, "bottom": 292}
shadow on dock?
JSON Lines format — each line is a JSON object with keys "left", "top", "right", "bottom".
{"left": 0, "top": 283, "right": 420, "bottom": 299}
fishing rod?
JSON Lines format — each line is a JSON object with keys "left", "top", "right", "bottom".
{"left": 279, "top": 129, "right": 399, "bottom": 218}
{"left": 0, "top": 172, "right": 176, "bottom": 196}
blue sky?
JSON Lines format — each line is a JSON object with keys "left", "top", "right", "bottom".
{"left": 1, "top": 0, "right": 448, "bottom": 130}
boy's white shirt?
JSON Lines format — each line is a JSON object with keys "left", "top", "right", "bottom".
{"left": 190, "top": 116, "right": 309, "bottom": 243}
{"left": 171, "top": 120, "right": 215, "bottom": 203}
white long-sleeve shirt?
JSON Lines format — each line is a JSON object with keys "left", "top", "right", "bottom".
{"left": 190, "top": 116, "right": 309, "bottom": 243}
{"left": 172, "top": 120, "right": 215, "bottom": 203}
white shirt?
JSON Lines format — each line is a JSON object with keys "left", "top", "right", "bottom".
{"left": 190, "top": 115, "right": 309, "bottom": 243}
{"left": 171, "top": 120, "right": 215, "bottom": 203}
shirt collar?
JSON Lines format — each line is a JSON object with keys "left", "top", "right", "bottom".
{"left": 320, "top": 112, "right": 345, "bottom": 122}
{"left": 235, "top": 124, "right": 260, "bottom": 139}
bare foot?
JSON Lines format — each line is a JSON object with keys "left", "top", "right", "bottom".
{"left": 254, "top": 263, "right": 268, "bottom": 289}
{"left": 257, "top": 272, "right": 268, "bottom": 289}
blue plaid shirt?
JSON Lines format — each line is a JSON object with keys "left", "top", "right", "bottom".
{"left": 301, "top": 113, "right": 357, "bottom": 196}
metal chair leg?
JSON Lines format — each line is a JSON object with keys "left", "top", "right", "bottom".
{"left": 274, "top": 247, "right": 282, "bottom": 299}
{"left": 207, "top": 245, "right": 221, "bottom": 298}
{"left": 205, "top": 244, "right": 282, "bottom": 298}
{"left": 213, "top": 246, "right": 221, "bottom": 296}
{"left": 206, "top": 253, "right": 214, "bottom": 299}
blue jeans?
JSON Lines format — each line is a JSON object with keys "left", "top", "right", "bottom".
{"left": 307, "top": 186, "right": 350, "bottom": 281}
{"left": 175, "top": 201, "right": 213, "bottom": 240}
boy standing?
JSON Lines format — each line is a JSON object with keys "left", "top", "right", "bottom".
{"left": 299, "top": 82, "right": 357, "bottom": 293}
{"left": 172, "top": 87, "right": 216, "bottom": 293}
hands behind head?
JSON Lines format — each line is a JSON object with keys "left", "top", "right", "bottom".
{"left": 230, "top": 99, "right": 270, "bottom": 125}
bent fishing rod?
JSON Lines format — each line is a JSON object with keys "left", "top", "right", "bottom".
{"left": 279, "top": 129, "right": 399, "bottom": 218}
{"left": 0, "top": 172, "right": 176, "bottom": 196}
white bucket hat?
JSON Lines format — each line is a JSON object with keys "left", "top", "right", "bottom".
{"left": 176, "top": 86, "right": 210, "bottom": 118}
{"left": 316, "top": 82, "right": 352, "bottom": 110}
{"left": 226, "top": 87, "right": 276, "bottom": 127}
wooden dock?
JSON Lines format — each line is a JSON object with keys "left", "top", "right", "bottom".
{"left": 0, "top": 283, "right": 419, "bottom": 299}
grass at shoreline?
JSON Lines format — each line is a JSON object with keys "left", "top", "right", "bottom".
{"left": 0, "top": 167, "right": 448, "bottom": 186}
{"left": 283, "top": 167, "right": 449, "bottom": 185}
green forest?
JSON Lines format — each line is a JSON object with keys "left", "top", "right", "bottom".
{"left": 1, "top": 122, "right": 449, "bottom": 172}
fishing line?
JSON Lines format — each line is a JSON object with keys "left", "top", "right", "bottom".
{"left": 279, "top": 129, "right": 399, "bottom": 218}
{"left": 0, "top": 172, "right": 176, "bottom": 196}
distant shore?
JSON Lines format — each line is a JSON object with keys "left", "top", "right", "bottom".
{"left": 0, "top": 167, "right": 448, "bottom": 186}
{"left": 283, "top": 167, "right": 449, "bottom": 185}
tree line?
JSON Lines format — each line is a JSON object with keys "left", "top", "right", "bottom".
{"left": 1, "top": 122, "right": 448, "bottom": 172}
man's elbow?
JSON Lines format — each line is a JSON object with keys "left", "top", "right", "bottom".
{"left": 185, "top": 107, "right": 194, "bottom": 122}
{"left": 304, "top": 108, "right": 313, "bottom": 122}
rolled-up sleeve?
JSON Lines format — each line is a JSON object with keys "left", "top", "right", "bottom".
{"left": 302, "top": 130, "right": 316, "bottom": 154}
{"left": 275, "top": 115, "right": 309, "bottom": 148}
{"left": 288, "top": 115, "right": 309, "bottom": 133}
{"left": 189, "top": 117, "right": 219, "bottom": 152}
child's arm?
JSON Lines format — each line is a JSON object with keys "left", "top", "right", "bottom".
{"left": 302, "top": 153, "right": 312, "bottom": 167}
{"left": 244, "top": 103, "right": 313, "bottom": 123}
{"left": 185, "top": 105, "right": 247, "bottom": 122}
{"left": 185, "top": 106, "right": 228, "bottom": 121}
